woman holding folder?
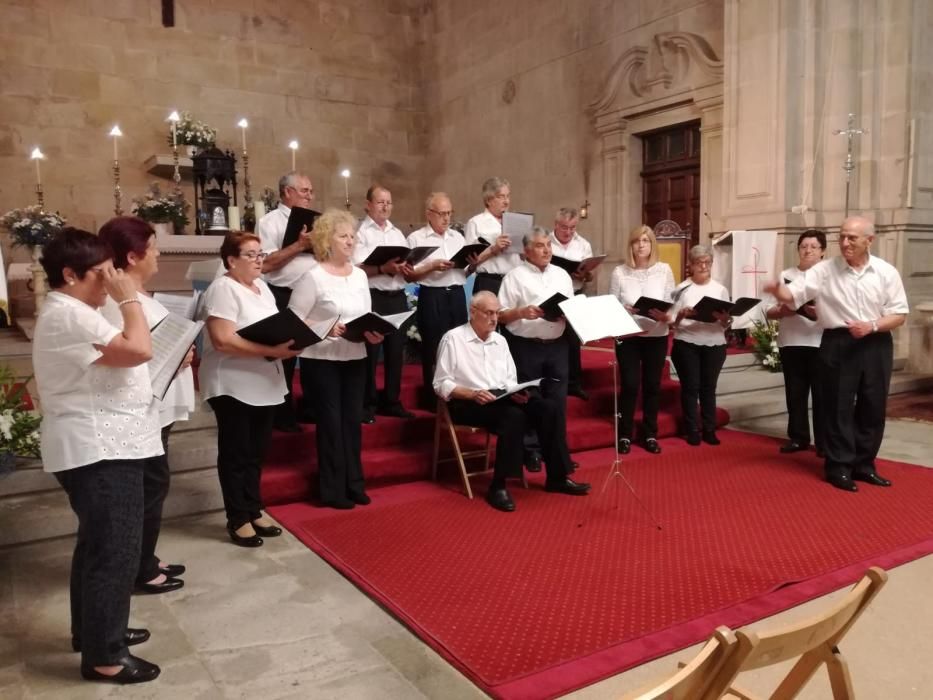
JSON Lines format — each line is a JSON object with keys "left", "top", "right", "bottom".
{"left": 98, "top": 216, "right": 192, "bottom": 592}
{"left": 609, "top": 225, "right": 676, "bottom": 455}
{"left": 668, "top": 244, "right": 731, "bottom": 446}
{"left": 198, "top": 231, "right": 301, "bottom": 547}
{"left": 289, "top": 209, "right": 385, "bottom": 510}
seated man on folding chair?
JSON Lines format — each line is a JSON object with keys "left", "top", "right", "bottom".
{"left": 433, "top": 291, "right": 591, "bottom": 512}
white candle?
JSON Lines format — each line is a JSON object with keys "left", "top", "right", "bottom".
{"left": 341, "top": 169, "right": 350, "bottom": 201}
{"left": 253, "top": 201, "right": 266, "bottom": 220}
{"left": 31, "top": 147, "right": 44, "bottom": 185}
{"left": 167, "top": 111, "right": 180, "bottom": 149}
{"left": 288, "top": 140, "right": 298, "bottom": 170}
{"left": 228, "top": 205, "right": 241, "bottom": 231}
{"left": 35, "top": 159, "right": 41, "bottom": 185}
{"left": 238, "top": 118, "right": 248, "bottom": 153}
{"left": 109, "top": 125, "right": 122, "bottom": 161}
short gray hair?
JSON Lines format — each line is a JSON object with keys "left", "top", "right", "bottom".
{"left": 688, "top": 244, "right": 714, "bottom": 262}
{"left": 481, "top": 177, "right": 510, "bottom": 203}
{"left": 278, "top": 171, "right": 310, "bottom": 197}
{"left": 522, "top": 226, "right": 550, "bottom": 248}
{"left": 555, "top": 207, "right": 578, "bottom": 221}
{"left": 424, "top": 191, "right": 451, "bottom": 210}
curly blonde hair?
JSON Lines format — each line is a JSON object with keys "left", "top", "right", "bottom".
{"left": 311, "top": 208, "right": 357, "bottom": 260}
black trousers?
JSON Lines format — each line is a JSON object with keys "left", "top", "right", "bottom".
{"left": 615, "top": 335, "right": 669, "bottom": 440}
{"left": 819, "top": 329, "right": 893, "bottom": 479}
{"left": 670, "top": 339, "right": 726, "bottom": 435}
{"left": 55, "top": 459, "right": 144, "bottom": 667}
{"left": 366, "top": 289, "right": 409, "bottom": 410}
{"left": 268, "top": 283, "right": 299, "bottom": 423}
{"left": 508, "top": 335, "right": 569, "bottom": 411}
{"left": 208, "top": 395, "right": 275, "bottom": 529}
{"left": 448, "top": 393, "right": 572, "bottom": 485}
{"left": 472, "top": 272, "right": 503, "bottom": 296}
{"left": 136, "top": 451, "right": 170, "bottom": 584}
{"left": 779, "top": 345, "right": 825, "bottom": 450}
{"left": 417, "top": 285, "right": 467, "bottom": 391}
{"left": 302, "top": 358, "right": 367, "bottom": 503}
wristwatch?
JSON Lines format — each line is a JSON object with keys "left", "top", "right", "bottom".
{"left": 871, "top": 320, "right": 878, "bottom": 333}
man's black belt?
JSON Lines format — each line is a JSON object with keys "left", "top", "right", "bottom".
{"left": 513, "top": 334, "right": 561, "bottom": 345}
{"left": 475, "top": 272, "right": 503, "bottom": 280}
{"left": 419, "top": 284, "right": 463, "bottom": 293}
{"left": 370, "top": 288, "right": 406, "bottom": 297}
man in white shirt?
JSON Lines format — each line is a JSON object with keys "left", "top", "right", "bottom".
{"left": 407, "top": 192, "right": 469, "bottom": 407}
{"left": 434, "top": 291, "right": 591, "bottom": 511}
{"left": 550, "top": 207, "right": 594, "bottom": 400}
{"left": 464, "top": 177, "right": 518, "bottom": 295}
{"left": 257, "top": 171, "right": 317, "bottom": 431}
{"left": 353, "top": 185, "right": 415, "bottom": 421}
{"left": 766, "top": 216, "right": 910, "bottom": 492}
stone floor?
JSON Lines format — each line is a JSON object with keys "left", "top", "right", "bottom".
{"left": 2, "top": 417, "right": 931, "bottom": 699}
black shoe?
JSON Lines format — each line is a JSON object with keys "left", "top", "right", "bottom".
{"left": 702, "top": 431, "right": 721, "bottom": 446}
{"left": 853, "top": 472, "right": 892, "bottom": 487}
{"left": 544, "top": 478, "right": 591, "bottom": 495}
{"left": 81, "top": 654, "right": 160, "bottom": 684}
{"left": 686, "top": 432, "right": 701, "bottom": 446}
{"left": 376, "top": 403, "right": 415, "bottom": 419}
{"left": 73, "top": 628, "right": 150, "bottom": 653}
{"left": 643, "top": 438, "right": 662, "bottom": 454}
{"left": 568, "top": 385, "right": 589, "bottom": 401}
{"left": 827, "top": 474, "right": 858, "bottom": 492}
{"left": 251, "top": 521, "right": 283, "bottom": 537}
{"left": 159, "top": 563, "right": 185, "bottom": 577}
{"left": 227, "top": 526, "right": 263, "bottom": 547}
{"left": 361, "top": 409, "right": 376, "bottom": 424}
{"left": 135, "top": 577, "right": 184, "bottom": 595}
{"left": 348, "top": 492, "right": 372, "bottom": 505}
{"left": 618, "top": 438, "right": 631, "bottom": 454}
{"left": 524, "top": 454, "right": 542, "bottom": 473}
{"left": 273, "top": 421, "right": 302, "bottom": 433}
{"left": 322, "top": 498, "right": 356, "bottom": 510}
{"left": 779, "top": 440, "right": 809, "bottom": 454}
{"left": 485, "top": 488, "right": 515, "bottom": 512}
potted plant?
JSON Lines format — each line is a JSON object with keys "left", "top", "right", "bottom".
{"left": 0, "top": 364, "right": 41, "bottom": 477}
{"left": 168, "top": 111, "right": 217, "bottom": 156}
{"left": 132, "top": 183, "right": 190, "bottom": 235}
{"left": 749, "top": 319, "right": 782, "bottom": 372}
{"left": 0, "top": 205, "right": 67, "bottom": 315}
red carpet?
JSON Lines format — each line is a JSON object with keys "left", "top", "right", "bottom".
{"left": 269, "top": 430, "right": 933, "bottom": 699}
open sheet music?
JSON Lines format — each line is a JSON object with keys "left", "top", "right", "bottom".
{"left": 149, "top": 314, "right": 204, "bottom": 401}
{"left": 489, "top": 378, "right": 543, "bottom": 400}
{"left": 501, "top": 211, "right": 534, "bottom": 254}
{"left": 153, "top": 291, "right": 201, "bottom": 321}
{"left": 559, "top": 294, "right": 643, "bottom": 344}
{"left": 342, "top": 309, "right": 416, "bottom": 343}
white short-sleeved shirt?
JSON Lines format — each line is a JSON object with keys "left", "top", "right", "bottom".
{"left": 772, "top": 266, "right": 822, "bottom": 349}
{"left": 257, "top": 204, "right": 318, "bottom": 288}
{"left": 33, "top": 292, "right": 164, "bottom": 473}
{"left": 409, "top": 225, "right": 468, "bottom": 288}
{"left": 352, "top": 216, "right": 408, "bottom": 291}
{"left": 433, "top": 323, "right": 517, "bottom": 400}
{"left": 197, "top": 275, "right": 288, "bottom": 406}
{"left": 289, "top": 265, "right": 371, "bottom": 362}
{"left": 464, "top": 210, "right": 522, "bottom": 275}
{"left": 101, "top": 293, "right": 197, "bottom": 427}
{"left": 609, "top": 262, "right": 675, "bottom": 338}
{"left": 670, "top": 278, "right": 730, "bottom": 346}
{"left": 549, "top": 232, "right": 594, "bottom": 291}
{"left": 498, "top": 261, "right": 575, "bottom": 340}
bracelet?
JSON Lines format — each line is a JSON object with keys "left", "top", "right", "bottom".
{"left": 117, "top": 298, "right": 141, "bottom": 307}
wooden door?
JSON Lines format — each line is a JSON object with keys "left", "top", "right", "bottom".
{"left": 641, "top": 122, "right": 701, "bottom": 248}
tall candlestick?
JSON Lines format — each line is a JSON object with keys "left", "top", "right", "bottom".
{"left": 109, "top": 126, "right": 123, "bottom": 215}
{"left": 31, "top": 147, "right": 45, "bottom": 208}
{"left": 238, "top": 118, "right": 248, "bottom": 153}
{"left": 109, "top": 124, "right": 121, "bottom": 160}
{"left": 167, "top": 112, "right": 182, "bottom": 197}
{"left": 340, "top": 169, "right": 351, "bottom": 211}
{"left": 288, "top": 140, "right": 298, "bottom": 170}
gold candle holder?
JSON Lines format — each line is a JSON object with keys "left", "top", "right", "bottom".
{"left": 112, "top": 159, "right": 123, "bottom": 216}
{"left": 172, "top": 143, "right": 182, "bottom": 198}
{"left": 242, "top": 150, "right": 252, "bottom": 204}
{"left": 35, "top": 183, "right": 44, "bottom": 209}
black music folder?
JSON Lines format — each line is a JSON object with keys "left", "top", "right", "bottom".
{"left": 550, "top": 254, "right": 607, "bottom": 275}
{"left": 341, "top": 310, "right": 415, "bottom": 343}
{"left": 281, "top": 207, "right": 320, "bottom": 250}
{"left": 362, "top": 245, "right": 437, "bottom": 267}
{"left": 633, "top": 296, "right": 673, "bottom": 319}
{"left": 237, "top": 309, "right": 328, "bottom": 352}
{"left": 690, "top": 296, "right": 760, "bottom": 323}
{"left": 448, "top": 243, "right": 487, "bottom": 268}
{"left": 784, "top": 278, "right": 816, "bottom": 318}
{"left": 537, "top": 292, "right": 570, "bottom": 321}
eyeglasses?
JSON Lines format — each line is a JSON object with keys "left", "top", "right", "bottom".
{"left": 287, "top": 185, "right": 314, "bottom": 196}
{"left": 428, "top": 209, "right": 454, "bottom": 218}
{"left": 691, "top": 258, "right": 713, "bottom": 268}
{"left": 239, "top": 251, "right": 268, "bottom": 261}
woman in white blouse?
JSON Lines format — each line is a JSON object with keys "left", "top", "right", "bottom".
{"left": 609, "top": 225, "right": 675, "bottom": 455}
{"left": 289, "top": 209, "right": 385, "bottom": 510}
{"left": 33, "top": 228, "right": 162, "bottom": 684}
{"left": 199, "top": 232, "right": 302, "bottom": 547}
{"left": 668, "top": 244, "right": 732, "bottom": 446}
{"left": 99, "top": 216, "right": 192, "bottom": 594}
{"left": 766, "top": 229, "right": 826, "bottom": 456}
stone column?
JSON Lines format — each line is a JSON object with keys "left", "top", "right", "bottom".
{"left": 593, "top": 114, "right": 628, "bottom": 258}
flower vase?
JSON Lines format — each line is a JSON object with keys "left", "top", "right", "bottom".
{"left": 152, "top": 222, "right": 173, "bottom": 237}
{"left": 29, "top": 245, "right": 48, "bottom": 317}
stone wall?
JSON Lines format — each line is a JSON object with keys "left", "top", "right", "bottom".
{"left": 0, "top": 0, "right": 428, "bottom": 264}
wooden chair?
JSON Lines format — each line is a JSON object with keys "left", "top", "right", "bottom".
{"left": 431, "top": 399, "right": 525, "bottom": 499}
{"left": 623, "top": 626, "right": 740, "bottom": 700}
{"left": 707, "top": 566, "right": 889, "bottom": 700}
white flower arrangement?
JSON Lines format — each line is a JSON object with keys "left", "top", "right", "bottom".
{"left": 0, "top": 365, "right": 41, "bottom": 460}
{"left": 132, "top": 182, "right": 190, "bottom": 232}
{"left": 0, "top": 205, "right": 66, "bottom": 249}
{"left": 168, "top": 111, "right": 217, "bottom": 149}
{"left": 750, "top": 319, "right": 782, "bottom": 372}
{"left": 405, "top": 287, "right": 421, "bottom": 342}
